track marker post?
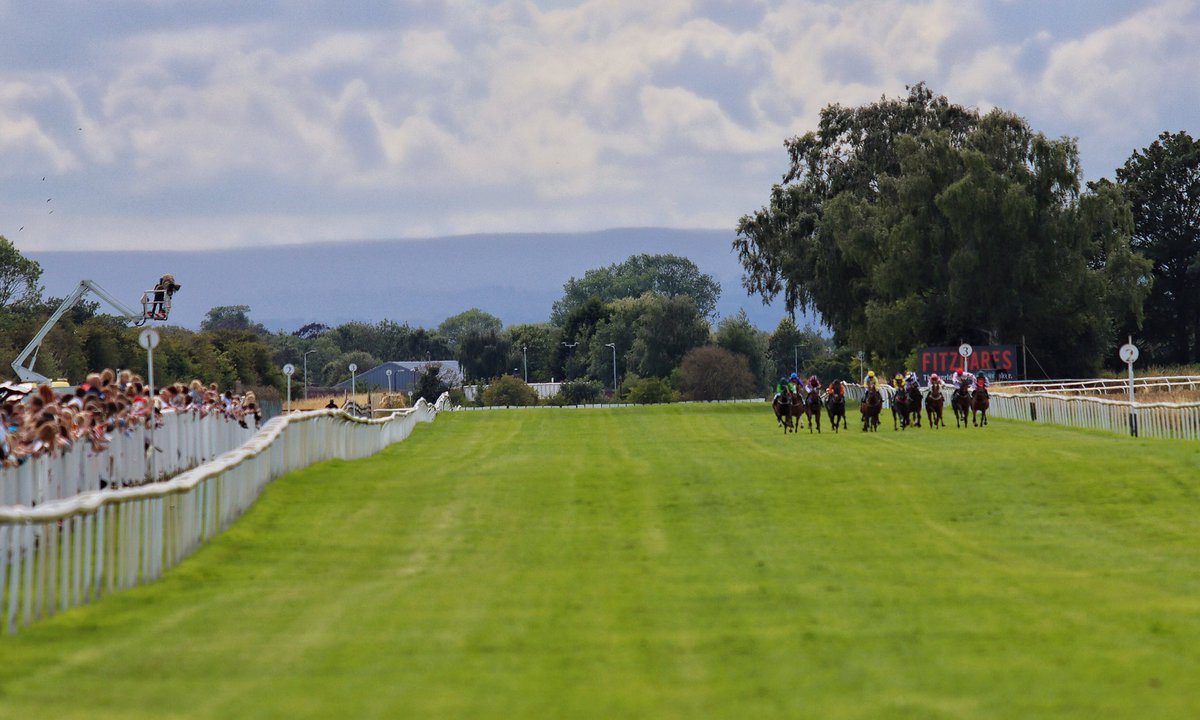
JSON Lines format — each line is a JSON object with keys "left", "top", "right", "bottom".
{"left": 1119, "top": 338, "right": 1139, "bottom": 437}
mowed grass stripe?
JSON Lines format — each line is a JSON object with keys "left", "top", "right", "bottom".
{"left": 0, "top": 405, "right": 1198, "bottom": 719}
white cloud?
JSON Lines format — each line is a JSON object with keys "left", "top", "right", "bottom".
{"left": 0, "top": 0, "right": 1194, "bottom": 250}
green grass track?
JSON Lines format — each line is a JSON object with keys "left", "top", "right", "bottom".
{"left": 1, "top": 404, "right": 1198, "bottom": 719}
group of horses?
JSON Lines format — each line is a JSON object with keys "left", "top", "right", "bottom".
{"left": 773, "top": 380, "right": 990, "bottom": 434}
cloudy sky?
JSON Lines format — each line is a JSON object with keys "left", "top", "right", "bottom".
{"left": 2, "top": 0, "right": 1197, "bottom": 253}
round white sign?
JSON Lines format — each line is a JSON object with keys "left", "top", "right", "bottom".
{"left": 856, "top": 351, "right": 865, "bottom": 361}
{"left": 282, "top": 363, "right": 295, "bottom": 376}
{"left": 138, "top": 328, "right": 160, "bottom": 350}
{"left": 1119, "top": 343, "right": 1139, "bottom": 364}
{"left": 348, "top": 363, "right": 358, "bottom": 372}
{"left": 385, "top": 369, "right": 393, "bottom": 376}
{"left": 958, "top": 343, "right": 973, "bottom": 358}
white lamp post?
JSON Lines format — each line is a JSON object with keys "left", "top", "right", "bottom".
{"left": 604, "top": 342, "right": 617, "bottom": 394}
{"left": 349, "top": 363, "right": 358, "bottom": 398}
{"left": 561, "top": 341, "right": 577, "bottom": 380}
{"left": 522, "top": 344, "right": 528, "bottom": 383}
{"left": 303, "top": 349, "right": 317, "bottom": 400}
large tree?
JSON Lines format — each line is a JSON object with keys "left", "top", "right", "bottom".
{"left": 0, "top": 236, "right": 43, "bottom": 308}
{"left": 438, "top": 308, "right": 502, "bottom": 354}
{"left": 1116, "top": 131, "right": 1200, "bottom": 364}
{"left": 735, "top": 84, "right": 1150, "bottom": 375}
{"left": 714, "top": 310, "right": 770, "bottom": 391}
{"left": 551, "top": 254, "right": 721, "bottom": 325}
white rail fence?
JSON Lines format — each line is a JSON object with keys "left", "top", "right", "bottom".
{"left": 1001, "top": 376, "right": 1200, "bottom": 396}
{"left": 988, "top": 391, "right": 1200, "bottom": 440}
{"left": 2, "top": 409, "right": 258, "bottom": 508}
{"left": 845, "top": 380, "right": 1200, "bottom": 440}
{"left": 0, "top": 398, "right": 441, "bottom": 634}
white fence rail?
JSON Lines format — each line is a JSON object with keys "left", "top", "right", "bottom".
{"left": 1000, "top": 376, "right": 1200, "bottom": 396}
{"left": 0, "top": 398, "right": 440, "bottom": 634}
{"left": 988, "top": 391, "right": 1200, "bottom": 440}
{"left": 845, "top": 380, "right": 1200, "bottom": 440}
{"left": 2, "top": 409, "right": 258, "bottom": 508}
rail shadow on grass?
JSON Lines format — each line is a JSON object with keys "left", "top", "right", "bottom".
{"left": 1, "top": 405, "right": 1198, "bottom": 719}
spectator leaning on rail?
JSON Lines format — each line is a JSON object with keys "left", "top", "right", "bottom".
{"left": 0, "top": 370, "right": 266, "bottom": 471}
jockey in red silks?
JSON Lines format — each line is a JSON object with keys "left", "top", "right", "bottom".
{"left": 974, "top": 373, "right": 989, "bottom": 396}
{"left": 806, "top": 374, "right": 821, "bottom": 395}
{"left": 929, "top": 373, "right": 942, "bottom": 393}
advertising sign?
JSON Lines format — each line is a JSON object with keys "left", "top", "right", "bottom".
{"left": 918, "top": 345, "right": 1017, "bottom": 381}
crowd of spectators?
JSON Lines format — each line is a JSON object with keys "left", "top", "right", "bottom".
{"left": 0, "top": 368, "right": 262, "bottom": 470}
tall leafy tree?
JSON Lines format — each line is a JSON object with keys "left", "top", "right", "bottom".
{"left": 0, "top": 236, "right": 43, "bottom": 308}
{"left": 628, "top": 294, "right": 711, "bottom": 379}
{"left": 1116, "top": 131, "right": 1200, "bottom": 364}
{"left": 457, "top": 330, "right": 512, "bottom": 381}
{"left": 552, "top": 254, "right": 721, "bottom": 324}
{"left": 714, "top": 310, "right": 770, "bottom": 391}
{"left": 736, "top": 84, "right": 1150, "bottom": 375}
{"left": 507, "top": 323, "right": 561, "bottom": 383}
{"left": 438, "top": 308, "right": 502, "bottom": 353}
{"left": 678, "top": 345, "right": 756, "bottom": 401}
{"left": 201, "top": 305, "right": 259, "bottom": 332}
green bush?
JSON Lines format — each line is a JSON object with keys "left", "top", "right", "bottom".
{"left": 558, "top": 379, "right": 605, "bottom": 404}
{"left": 480, "top": 375, "right": 539, "bottom": 406}
{"left": 625, "top": 376, "right": 679, "bottom": 404}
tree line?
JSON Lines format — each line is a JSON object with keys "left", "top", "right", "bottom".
{"left": 0, "top": 248, "right": 824, "bottom": 403}
{"left": 736, "top": 83, "right": 1198, "bottom": 376}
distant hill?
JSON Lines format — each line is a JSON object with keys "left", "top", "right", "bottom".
{"left": 29, "top": 228, "right": 818, "bottom": 332}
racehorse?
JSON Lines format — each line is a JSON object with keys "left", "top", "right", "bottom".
{"left": 860, "top": 386, "right": 882, "bottom": 432}
{"left": 925, "top": 383, "right": 945, "bottom": 429}
{"left": 904, "top": 383, "right": 923, "bottom": 428}
{"left": 972, "top": 387, "right": 990, "bottom": 427}
{"left": 826, "top": 383, "right": 847, "bottom": 433}
{"left": 772, "top": 389, "right": 796, "bottom": 433}
{"left": 801, "top": 386, "right": 822, "bottom": 433}
{"left": 891, "top": 386, "right": 909, "bottom": 430}
{"left": 951, "top": 380, "right": 972, "bottom": 428}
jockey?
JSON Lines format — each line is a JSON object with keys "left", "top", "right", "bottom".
{"left": 774, "top": 377, "right": 789, "bottom": 400}
{"left": 826, "top": 379, "right": 844, "bottom": 398}
{"left": 974, "top": 374, "right": 989, "bottom": 396}
{"left": 806, "top": 374, "right": 821, "bottom": 394}
{"left": 929, "top": 373, "right": 942, "bottom": 392}
{"left": 864, "top": 370, "right": 878, "bottom": 390}
{"left": 892, "top": 373, "right": 904, "bottom": 390}
{"left": 905, "top": 372, "right": 919, "bottom": 390}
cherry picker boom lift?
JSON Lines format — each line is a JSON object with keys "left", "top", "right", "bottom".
{"left": 10, "top": 275, "right": 180, "bottom": 385}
